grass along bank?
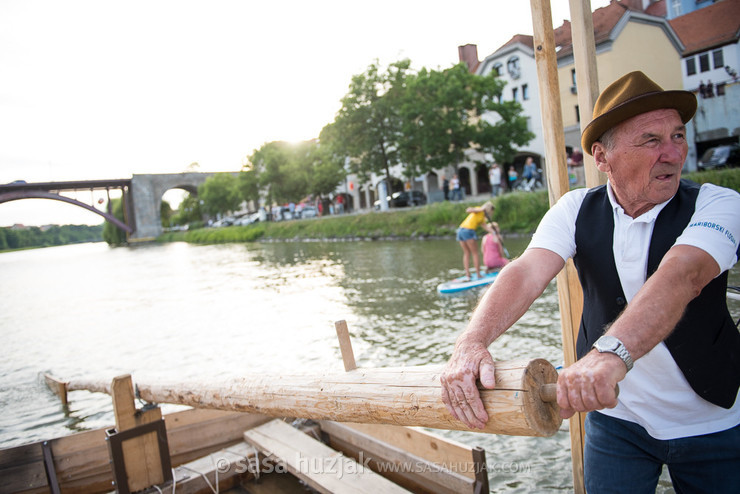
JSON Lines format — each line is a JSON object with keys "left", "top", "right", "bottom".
{"left": 157, "top": 168, "right": 740, "bottom": 245}
{"left": 158, "top": 191, "right": 550, "bottom": 244}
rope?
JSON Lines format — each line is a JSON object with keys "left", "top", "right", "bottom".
{"left": 246, "top": 443, "right": 261, "bottom": 480}
{"left": 178, "top": 461, "right": 218, "bottom": 494}
{"left": 151, "top": 468, "right": 176, "bottom": 494}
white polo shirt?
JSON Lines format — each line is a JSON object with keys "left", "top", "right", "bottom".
{"left": 528, "top": 182, "right": 740, "bottom": 439}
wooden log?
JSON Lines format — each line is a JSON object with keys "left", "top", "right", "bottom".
{"left": 56, "top": 359, "right": 560, "bottom": 437}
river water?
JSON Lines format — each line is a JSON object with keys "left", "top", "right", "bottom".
{"left": 1, "top": 238, "right": 738, "bottom": 493}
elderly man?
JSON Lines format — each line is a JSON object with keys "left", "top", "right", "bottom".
{"left": 440, "top": 71, "right": 740, "bottom": 492}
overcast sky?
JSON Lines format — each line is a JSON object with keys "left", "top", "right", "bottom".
{"left": 0, "top": 0, "right": 610, "bottom": 226}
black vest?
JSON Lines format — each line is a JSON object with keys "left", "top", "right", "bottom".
{"left": 573, "top": 179, "right": 740, "bottom": 409}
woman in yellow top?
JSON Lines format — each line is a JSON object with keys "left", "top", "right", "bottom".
{"left": 456, "top": 202, "right": 495, "bottom": 280}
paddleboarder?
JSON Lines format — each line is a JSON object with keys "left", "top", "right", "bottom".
{"left": 456, "top": 202, "right": 495, "bottom": 281}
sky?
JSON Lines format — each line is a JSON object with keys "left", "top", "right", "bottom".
{"left": 0, "top": 0, "right": 611, "bottom": 227}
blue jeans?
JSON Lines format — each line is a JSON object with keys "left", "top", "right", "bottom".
{"left": 584, "top": 411, "right": 740, "bottom": 493}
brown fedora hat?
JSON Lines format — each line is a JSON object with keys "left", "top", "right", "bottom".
{"left": 581, "top": 71, "right": 696, "bottom": 155}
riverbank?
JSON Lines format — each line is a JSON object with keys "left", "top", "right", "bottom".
{"left": 157, "top": 167, "right": 740, "bottom": 245}
{"left": 159, "top": 191, "right": 551, "bottom": 244}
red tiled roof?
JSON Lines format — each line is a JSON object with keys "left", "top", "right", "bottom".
{"left": 669, "top": 0, "right": 740, "bottom": 55}
{"left": 555, "top": 0, "right": 633, "bottom": 59}
{"left": 500, "top": 34, "right": 534, "bottom": 51}
{"left": 645, "top": 0, "right": 666, "bottom": 17}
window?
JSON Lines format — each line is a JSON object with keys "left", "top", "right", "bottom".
{"left": 575, "top": 105, "right": 580, "bottom": 123}
{"left": 699, "top": 53, "right": 710, "bottom": 72}
{"left": 713, "top": 49, "right": 724, "bottom": 69}
{"left": 507, "top": 56, "right": 521, "bottom": 79}
{"left": 671, "top": 0, "right": 682, "bottom": 17}
{"left": 492, "top": 63, "right": 503, "bottom": 76}
{"left": 522, "top": 84, "right": 529, "bottom": 101}
{"left": 512, "top": 87, "right": 519, "bottom": 102}
{"left": 686, "top": 57, "right": 696, "bottom": 76}
{"left": 571, "top": 68, "right": 577, "bottom": 86}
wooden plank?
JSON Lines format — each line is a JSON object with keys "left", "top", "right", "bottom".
{"left": 171, "top": 441, "right": 256, "bottom": 494}
{"left": 111, "top": 374, "right": 164, "bottom": 492}
{"left": 0, "top": 443, "right": 47, "bottom": 494}
{"left": 335, "top": 319, "right": 357, "bottom": 371}
{"left": 327, "top": 422, "right": 477, "bottom": 480}
{"left": 0, "top": 408, "right": 271, "bottom": 494}
{"left": 320, "top": 421, "right": 475, "bottom": 494}
{"left": 164, "top": 409, "right": 271, "bottom": 466}
{"left": 244, "top": 419, "right": 411, "bottom": 494}
{"left": 43, "top": 373, "right": 68, "bottom": 405}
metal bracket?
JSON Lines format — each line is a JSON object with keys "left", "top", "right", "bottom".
{"left": 41, "top": 441, "right": 61, "bottom": 494}
{"left": 105, "top": 419, "right": 173, "bottom": 494}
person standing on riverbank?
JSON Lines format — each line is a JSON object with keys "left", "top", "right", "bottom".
{"left": 456, "top": 202, "right": 495, "bottom": 280}
{"left": 488, "top": 162, "right": 501, "bottom": 197}
{"left": 450, "top": 174, "right": 462, "bottom": 201}
{"left": 441, "top": 71, "right": 740, "bottom": 492}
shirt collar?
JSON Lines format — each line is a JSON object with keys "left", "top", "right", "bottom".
{"left": 605, "top": 181, "right": 672, "bottom": 223}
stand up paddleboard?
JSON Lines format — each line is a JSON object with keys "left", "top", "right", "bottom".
{"left": 437, "top": 271, "right": 499, "bottom": 294}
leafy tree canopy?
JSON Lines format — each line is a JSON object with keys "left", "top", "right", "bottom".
{"left": 198, "top": 173, "right": 241, "bottom": 216}
{"left": 321, "top": 59, "right": 412, "bottom": 186}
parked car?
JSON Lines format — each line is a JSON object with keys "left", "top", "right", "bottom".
{"left": 697, "top": 143, "right": 740, "bottom": 171}
{"left": 300, "top": 206, "right": 318, "bottom": 218}
{"left": 374, "top": 190, "right": 427, "bottom": 209}
{"left": 211, "top": 216, "right": 235, "bottom": 227}
{"left": 233, "top": 212, "right": 261, "bottom": 226}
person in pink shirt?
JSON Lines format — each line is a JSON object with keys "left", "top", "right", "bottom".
{"left": 481, "top": 222, "right": 509, "bottom": 272}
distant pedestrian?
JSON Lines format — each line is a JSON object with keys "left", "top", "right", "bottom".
{"left": 336, "top": 194, "right": 345, "bottom": 214}
{"left": 450, "top": 174, "right": 462, "bottom": 201}
{"left": 442, "top": 175, "right": 450, "bottom": 201}
{"left": 488, "top": 163, "right": 501, "bottom": 197}
{"left": 507, "top": 166, "right": 518, "bottom": 192}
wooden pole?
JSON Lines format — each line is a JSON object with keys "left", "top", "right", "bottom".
{"left": 528, "top": 1, "right": 603, "bottom": 492}
{"left": 569, "top": 0, "right": 606, "bottom": 187}
{"left": 46, "top": 360, "right": 562, "bottom": 438}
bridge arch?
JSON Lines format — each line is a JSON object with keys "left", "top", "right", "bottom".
{"left": 0, "top": 189, "right": 132, "bottom": 232}
{"left": 130, "top": 173, "right": 215, "bottom": 240}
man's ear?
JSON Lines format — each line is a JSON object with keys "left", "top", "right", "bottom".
{"left": 592, "top": 143, "right": 610, "bottom": 173}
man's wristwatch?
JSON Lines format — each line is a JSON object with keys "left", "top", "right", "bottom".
{"left": 593, "top": 335, "right": 634, "bottom": 372}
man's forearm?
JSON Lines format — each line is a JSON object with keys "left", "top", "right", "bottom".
{"left": 456, "top": 248, "right": 564, "bottom": 349}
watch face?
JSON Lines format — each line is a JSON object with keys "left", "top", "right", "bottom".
{"left": 597, "top": 335, "right": 619, "bottom": 351}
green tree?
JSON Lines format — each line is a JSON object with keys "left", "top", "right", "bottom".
{"left": 237, "top": 168, "right": 261, "bottom": 206}
{"left": 399, "top": 63, "right": 534, "bottom": 176}
{"left": 103, "top": 198, "right": 127, "bottom": 245}
{"left": 171, "top": 193, "right": 203, "bottom": 226}
{"left": 248, "top": 141, "right": 311, "bottom": 205}
{"left": 160, "top": 200, "right": 174, "bottom": 227}
{"left": 198, "top": 173, "right": 241, "bottom": 217}
{"left": 322, "top": 59, "right": 411, "bottom": 187}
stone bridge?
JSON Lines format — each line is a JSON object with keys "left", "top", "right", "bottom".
{"left": 129, "top": 173, "right": 215, "bottom": 240}
{"left": 0, "top": 173, "right": 222, "bottom": 241}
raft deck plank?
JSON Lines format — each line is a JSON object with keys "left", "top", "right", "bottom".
{"left": 243, "top": 419, "right": 410, "bottom": 494}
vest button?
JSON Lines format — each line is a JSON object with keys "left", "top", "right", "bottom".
{"left": 616, "top": 297, "right": 626, "bottom": 306}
